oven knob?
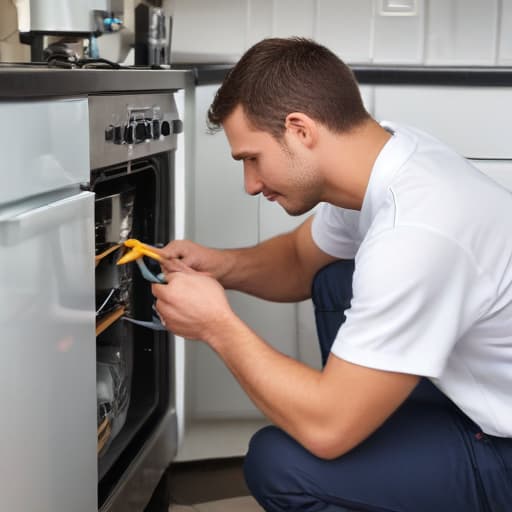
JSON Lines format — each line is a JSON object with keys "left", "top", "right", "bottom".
{"left": 135, "top": 121, "right": 147, "bottom": 142}
{"left": 160, "top": 120, "right": 170, "bottom": 136}
{"left": 113, "top": 125, "right": 123, "bottom": 145}
{"left": 172, "top": 119, "right": 184, "bottom": 134}
{"left": 124, "top": 124, "right": 135, "bottom": 144}
{"left": 105, "top": 125, "right": 114, "bottom": 141}
{"left": 152, "top": 119, "right": 161, "bottom": 139}
{"left": 145, "top": 120, "right": 153, "bottom": 140}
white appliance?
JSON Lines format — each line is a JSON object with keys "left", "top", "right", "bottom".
{"left": 0, "top": 98, "right": 97, "bottom": 511}
{"left": 28, "top": 0, "right": 109, "bottom": 34}
{"left": 0, "top": 67, "right": 187, "bottom": 512}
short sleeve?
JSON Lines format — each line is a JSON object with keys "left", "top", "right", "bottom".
{"left": 331, "top": 226, "right": 491, "bottom": 377}
{"left": 311, "top": 203, "right": 361, "bottom": 259}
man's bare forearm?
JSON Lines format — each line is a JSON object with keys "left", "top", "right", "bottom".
{"left": 220, "top": 231, "right": 311, "bottom": 302}
{"left": 219, "top": 217, "right": 337, "bottom": 302}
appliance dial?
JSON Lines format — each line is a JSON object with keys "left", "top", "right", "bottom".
{"left": 113, "top": 125, "right": 123, "bottom": 144}
{"left": 172, "top": 119, "right": 184, "bottom": 134}
{"left": 152, "top": 119, "right": 161, "bottom": 139}
{"left": 135, "top": 121, "right": 147, "bottom": 142}
{"left": 105, "top": 125, "right": 114, "bottom": 141}
{"left": 160, "top": 120, "right": 170, "bottom": 136}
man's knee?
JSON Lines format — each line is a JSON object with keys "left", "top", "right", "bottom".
{"left": 244, "top": 426, "right": 288, "bottom": 498}
{"left": 244, "top": 426, "right": 315, "bottom": 510}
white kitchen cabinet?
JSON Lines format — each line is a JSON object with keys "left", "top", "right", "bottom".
{"left": 374, "top": 85, "right": 512, "bottom": 158}
{"left": 177, "top": 78, "right": 376, "bottom": 459}
{"left": 186, "top": 84, "right": 261, "bottom": 422}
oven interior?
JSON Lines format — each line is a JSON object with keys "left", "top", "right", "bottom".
{"left": 92, "top": 155, "right": 174, "bottom": 507}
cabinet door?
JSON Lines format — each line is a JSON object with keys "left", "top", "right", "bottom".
{"left": 0, "top": 191, "right": 97, "bottom": 512}
{"left": 188, "top": 85, "right": 261, "bottom": 421}
{"left": 374, "top": 85, "right": 512, "bottom": 159}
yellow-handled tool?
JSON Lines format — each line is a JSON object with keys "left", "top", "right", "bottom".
{"left": 117, "top": 238, "right": 166, "bottom": 284}
{"left": 117, "top": 238, "right": 162, "bottom": 264}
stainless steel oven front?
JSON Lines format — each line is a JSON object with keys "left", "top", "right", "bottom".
{"left": 88, "top": 92, "right": 182, "bottom": 512}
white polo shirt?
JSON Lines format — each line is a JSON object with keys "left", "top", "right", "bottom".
{"left": 312, "top": 121, "right": 512, "bottom": 438}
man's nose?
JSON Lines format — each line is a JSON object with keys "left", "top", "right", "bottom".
{"left": 244, "top": 166, "right": 263, "bottom": 196}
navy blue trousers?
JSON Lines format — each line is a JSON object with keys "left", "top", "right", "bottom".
{"left": 244, "top": 260, "right": 512, "bottom": 511}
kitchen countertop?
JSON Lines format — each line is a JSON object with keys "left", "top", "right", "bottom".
{"left": 0, "top": 65, "right": 194, "bottom": 99}
{"left": 3, "top": 63, "right": 512, "bottom": 99}
{"left": 178, "top": 63, "right": 512, "bottom": 87}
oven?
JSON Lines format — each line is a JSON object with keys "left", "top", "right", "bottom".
{"left": 89, "top": 92, "right": 182, "bottom": 512}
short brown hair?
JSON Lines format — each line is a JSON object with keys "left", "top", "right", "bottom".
{"left": 208, "top": 37, "right": 370, "bottom": 138}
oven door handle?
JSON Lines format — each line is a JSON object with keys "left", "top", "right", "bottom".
{"left": 0, "top": 191, "right": 94, "bottom": 246}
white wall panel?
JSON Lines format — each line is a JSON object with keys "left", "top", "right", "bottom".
{"left": 172, "top": 0, "right": 246, "bottom": 63}
{"left": 297, "top": 300, "right": 322, "bottom": 369}
{"left": 272, "top": 0, "right": 315, "bottom": 38}
{"left": 374, "top": 85, "right": 512, "bottom": 159}
{"left": 247, "top": 0, "right": 273, "bottom": 49}
{"left": 187, "top": 85, "right": 262, "bottom": 419}
{"left": 373, "top": 0, "right": 425, "bottom": 63}
{"left": 425, "top": 0, "right": 499, "bottom": 65}
{"left": 193, "top": 85, "right": 259, "bottom": 247}
{"left": 359, "top": 84, "right": 374, "bottom": 115}
{"left": 314, "top": 0, "right": 373, "bottom": 63}
{"left": 190, "top": 290, "right": 298, "bottom": 419}
{"left": 498, "top": 0, "right": 512, "bottom": 65}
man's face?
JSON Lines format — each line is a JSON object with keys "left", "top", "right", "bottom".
{"left": 223, "top": 105, "right": 322, "bottom": 216}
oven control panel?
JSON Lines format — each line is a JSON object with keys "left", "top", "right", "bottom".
{"left": 89, "top": 93, "right": 182, "bottom": 170}
{"left": 104, "top": 106, "right": 183, "bottom": 146}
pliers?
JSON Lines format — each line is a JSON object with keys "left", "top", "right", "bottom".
{"left": 116, "top": 238, "right": 166, "bottom": 284}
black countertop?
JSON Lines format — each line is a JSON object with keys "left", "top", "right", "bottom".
{"left": 183, "top": 63, "right": 512, "bottom": 87}
{"left": 3, "top": 64, "right": 512, "bottom": 98}
{"left": 0, "top": 66, "right": 193, "bottom": 99}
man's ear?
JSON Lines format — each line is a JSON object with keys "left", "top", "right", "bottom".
{"left": 284, "top": 112, "right": 318, "bottom": 149}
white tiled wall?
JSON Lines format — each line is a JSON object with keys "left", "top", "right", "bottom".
{"left": 171, "top": 0, "right": 512, "bottom": 66}
{"left": 425, "top": 0, "right": 499, "bottom": 65}
{"left": 314, "top": 0, "right": 373, "bottom": 63}
{"left": 373, "top": 0, "right": 425, "bottom": 64}
{"left": 2, "top": 0, "right": 509, "bottom": 66}
{"left": 272, "top": 0, "right": 315, "bottom": 38}
{"left": 498, "top": 0, "right": 512, "bottom": 65}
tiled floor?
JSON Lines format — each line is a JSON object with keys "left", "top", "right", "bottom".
{"left": 169, "top": 496, "right": 263, "bottom": 511}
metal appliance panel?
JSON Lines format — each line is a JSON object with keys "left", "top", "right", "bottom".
{"left": 29, "top": 0, "right": 108, "bottom": 33}
{"left": 89, "top": 93, "right": 179, "bottom": 170}
{"left": 0, "top": 191, "right": 97, "bottom": 512}
{"left": 0, "top": 98, "right": 90, "bottom": 205}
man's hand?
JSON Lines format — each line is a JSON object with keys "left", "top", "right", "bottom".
{"left": 156, "top": 240, "right": 234, "bottom": 282}
{"left": 151, "top": 266, "right": 236, "bottom": 341}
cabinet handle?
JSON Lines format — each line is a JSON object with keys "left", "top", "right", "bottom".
{"left": 0, "top": 191, "right": 94, "bottom": 246}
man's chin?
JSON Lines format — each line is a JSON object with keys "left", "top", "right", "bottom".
{"left": 281, "top": 201, "right": 316, "bottom": 217}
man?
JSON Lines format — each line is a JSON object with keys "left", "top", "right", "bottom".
{"left": 152, "top": 38, "right": 512, "bottom": 511}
